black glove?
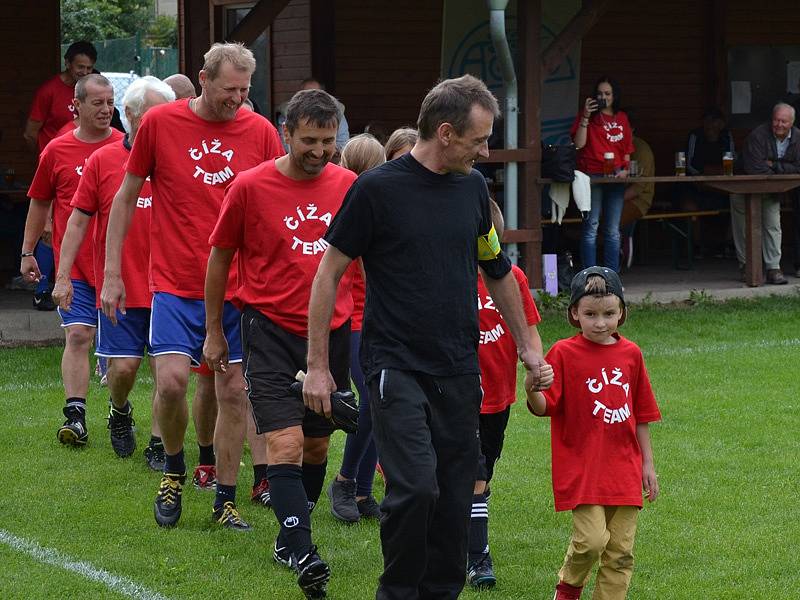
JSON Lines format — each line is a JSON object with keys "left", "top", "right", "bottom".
{"left": 289, "top": 381, "right": 359, "bottom": 434}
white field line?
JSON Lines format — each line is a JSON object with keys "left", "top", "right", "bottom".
{"left": 0, "top": 529, "right": 170, "bottom": 600}
{"left": 644, "top": 337, "right": 800, "bottom": 357}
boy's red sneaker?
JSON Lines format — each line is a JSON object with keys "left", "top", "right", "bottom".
{"left": 554, "top": 581, "right": 583, "bottom": 600}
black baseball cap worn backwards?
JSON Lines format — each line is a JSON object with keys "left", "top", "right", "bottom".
{"left": 568, "top": 266, "right": 626, "bottom": 328}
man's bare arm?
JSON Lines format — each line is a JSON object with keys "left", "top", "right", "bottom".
{"left": 203, "top": 246, "right": 235, "bottom": 372}
{"left": 23, "top": 119, "right": 43, "bottom": 153}
{"left": 482, "top": 269, "right": 541, "bottom": 368}
{"left": 305, "top": 245, "right": 354, "bottom": 417}
{"left": 51, "top": 209, "right": 92, "bottom": 310}
{"left": 19, "top": 198, "right": 53, "bottom": 283}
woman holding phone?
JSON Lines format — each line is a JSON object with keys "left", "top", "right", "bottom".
{"left": 571, "top": 75, "right": 634, "bottom": 272}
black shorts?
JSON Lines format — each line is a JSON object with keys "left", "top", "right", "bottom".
{"left": 241, "top": 306, "right": 350, "bottom": 438}
{"left": 475, "top": 407, "right": 511, "bottom": 483}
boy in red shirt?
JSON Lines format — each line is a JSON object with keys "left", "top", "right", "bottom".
{"left": 527, "top": 267, "right": 660, "bottom": 600}
{"left": 467, "top": 200, "right": 553, "bottom": 589}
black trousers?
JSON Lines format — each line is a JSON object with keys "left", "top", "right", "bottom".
{"left": 368, "top": 369, "right": 481, "bottom": 600}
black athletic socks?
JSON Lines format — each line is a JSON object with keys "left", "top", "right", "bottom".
{"left": 302, "top": 460, "right": 327, "bottom": 512}
{"left": 215, "top": 484, "right": 236, "bottom": 510}
{"left": 198, "top": 443, "right": 215, "bottom": 466}
{"left": 268, "top": 464, "right": 312, "bottom": 558}
{"left": 468, "top": 492, "right": 490, "bottom": 563}
{"left": 164, "top": 449, "right": 186, "bottom": 475}
{"left": 65, "top": 397, "right": 86, "bottom": 414}
{"left": 149, "top": 435, "right": 163, "bottom": 448}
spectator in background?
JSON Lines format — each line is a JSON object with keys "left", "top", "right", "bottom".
{"left": 25, "top": 41, "right": 96, "bottom": 153}
{"left": 619, "top": 110, "right": 655, "bottom": 270}
{"left": 384, "top": 127, "right": 418, "bottom": 161}
{"left": 571, "top": 75, "right": 633, "bottom": 272}
{"left": 276, "top": 77, "right": 350, "bottom": 154}
{"left": 735, "top": 102, "right": 800, "bottom": 284}
{"left": 679, "top": 107, "right": 736, "bottom": 259}
{"left": 686, "top": 107, "right": 735, "bottom": 177}
{"left": 164, "top": 73, "right": 197, "bottom": 99}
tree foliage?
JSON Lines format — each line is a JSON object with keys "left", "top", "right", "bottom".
{"left": 61, "top": 0, "right": 174, "bottom": 46}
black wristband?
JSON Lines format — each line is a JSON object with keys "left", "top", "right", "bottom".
{"left": 20, "top": 251, "right": 34, "bottom": 258}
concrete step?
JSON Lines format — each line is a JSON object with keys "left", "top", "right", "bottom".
{"left": 0, "top": 308, "right": 62, "bottom": 346}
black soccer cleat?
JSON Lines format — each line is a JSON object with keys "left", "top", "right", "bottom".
{"left": 292, "top": 546, "right": 331, "bottom": 599}
{"left": 107, "top": 404, "right": 136, "bottom": 458}
{"left": 251, "top": 478, "right": 272, "bottom": 508}
{"left": 288, "top": 382, "right": 359, "bottom": 433}
{"left": 144, "top": 443, "right": 166, "bottom": 472}
{"left": 273, "top": 537, "right": 292, "bottom": 568}
{"left": 213, "top": 501, "right": 252, "bottom": 531}
{"left": 57, "top": 406, "right": 88, "bottom": 447}
{"left": 467, "top": 552, "right": 497, "bottom": 589}
{"left": 154, "top": 473, "right": 185, "bottom": 528}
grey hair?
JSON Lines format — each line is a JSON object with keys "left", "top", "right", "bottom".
{"left": 75, "top": 74, "right": 111, "bottom": 101}
{"left": 123, "top": 76, "right": 176, "bottom": 117}
{"left": 773, "top": 102, "right": 796, "bottom": 123}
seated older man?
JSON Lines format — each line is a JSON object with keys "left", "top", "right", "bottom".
{"left": 732, "top": 102, "right": 800, "bottom": 284}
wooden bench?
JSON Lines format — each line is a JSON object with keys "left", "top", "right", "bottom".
{"left": 550, "top": 209, "right": 730, "bottom": 270}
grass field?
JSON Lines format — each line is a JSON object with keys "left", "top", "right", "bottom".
{"left": 1, "top": 294, "right": 799, "bottom": 599}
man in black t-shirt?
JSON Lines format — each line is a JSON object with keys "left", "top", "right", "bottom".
{"left": 304, "top": 75, "right": 545, "bottom": 600}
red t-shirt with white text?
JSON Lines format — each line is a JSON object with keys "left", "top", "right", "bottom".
{"left": 28, "top": 129, "right": 124, "bottom": 287}
{"left": 348, "top": 262, "right": 365, "bottom": 332}
{"left": 570, "top": 110, "right": 635, "bottom": 174}
{"left": 71, "top": 140, "right": 152, "bottom": 308}
{"left": 126, "top": 99, "right": 284, "bottom": 299}
{"left": 540, "top": 333, "right": 661, "bottom": 511}
{"left": 478, "top": 265, "right": 541, "bottom": 414}
{"left": 29, "top": 75, "right": 77, "bottom": 153}
{"left": 210, "top": 160, "right": 357, "bottom": 336}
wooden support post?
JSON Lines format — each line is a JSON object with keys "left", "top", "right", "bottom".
{"left": 227, "top": 0, "right": 290, "bottom": 46}
{"left": 744, "top": 194, "right": 763, "bottom": 287}
{"left": 518, "top": 0, "right": 543, "bottom": 288}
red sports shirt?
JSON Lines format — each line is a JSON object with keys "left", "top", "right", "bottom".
{"left": 570, "top": 110, "right": 634, "bottom": 174}
{"left": 71, "top": 140, "right": 152, "bottom": 308}
{"left": 126, "top": 99, "right": 284, "bottom": 299}
{"left": 477, "top": 265, "right": 541, "bottom": 414}
{"left": 29, "top": 75, "right": 77, "bottom": 153}
{"left": 210, "top": 160, "right": 357, "bottom": 337}
{"left": 540, "top": 333, "right": 661, "bottom": 511}
{"left": 347, "top": 262, "right": 365, "bottom": 332}
{"left": 28, "top": 129, "right": 124, "bottom": 287}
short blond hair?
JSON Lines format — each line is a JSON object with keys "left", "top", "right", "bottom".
{"left": 341, "top": 134, "right": 386, "bottom": 175}
{"left": 202, "top": 42, "right": 256, "bottom": 79}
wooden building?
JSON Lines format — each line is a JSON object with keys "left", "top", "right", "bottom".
{"left": 3, "top": 0, "right": 800, "bottom": 283}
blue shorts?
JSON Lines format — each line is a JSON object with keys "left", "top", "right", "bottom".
{"left": 96, "top": 308, "right": 152, "bottom": 358}
{"left": 149, "top": 292, "right": 242, "bottom": 366}
{"left": 57, "top": 279, "right": 98, "bottom": 328}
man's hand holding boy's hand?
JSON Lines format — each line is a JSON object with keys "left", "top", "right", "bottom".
{"left": 524, "top": 359, "right": 553, "bottom": 393}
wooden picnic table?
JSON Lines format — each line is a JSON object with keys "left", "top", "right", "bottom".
{"left": 541, "top": 174, "right": 800, "bottom": 287}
